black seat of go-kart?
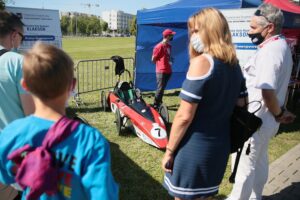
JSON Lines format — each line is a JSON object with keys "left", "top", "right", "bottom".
{"left": 116, "top": 82, "right": 155, "bottom": 122}
{"left": 117, "top": 82, "right": 135, "bottom": 105}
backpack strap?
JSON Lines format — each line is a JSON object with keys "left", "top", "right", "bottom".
{"left": 42, "top": 116, "right": 80, "bottom": 149}
{"left": 0, "top": 49, "right": 8, "bottom": 57}
{"left": 7, "top": 116, "right": 80, "bottom": 199}
{"left": 8, "top": 116, "right": 80, "bottom": 166}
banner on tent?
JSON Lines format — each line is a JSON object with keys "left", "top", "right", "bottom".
{"left": 221, "top": 8, "right": 257, "bottom": 67}
{"left": 6, "top": 7, "right": 62, "bottom": 51}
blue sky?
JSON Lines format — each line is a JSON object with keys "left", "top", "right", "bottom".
{"left": 6, "top": 0, "right": 176, "bottom": 15}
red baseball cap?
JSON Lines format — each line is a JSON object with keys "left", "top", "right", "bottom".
{"left": 163, "top": 29, "right": 176, "bottom": 37}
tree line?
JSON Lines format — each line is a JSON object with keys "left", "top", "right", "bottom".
{"left": 60, "top": 15, "right": 108, "bottom": 36}
{"left": 0, "top": 0, "right": 5, "bottom": 10}
{"left": 0, "top": 1, "right": 137, "bottom": 36}
{"left": 61, "top": 15, "right": 137, "bottom": 36}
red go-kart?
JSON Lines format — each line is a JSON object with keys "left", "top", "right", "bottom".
{"left": 104, "top": 56, "right": 169, "bottom": 149}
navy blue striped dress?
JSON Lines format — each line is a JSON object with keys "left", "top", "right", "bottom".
{"left": 163, "top": 54, "right": 247, "bottom": 199}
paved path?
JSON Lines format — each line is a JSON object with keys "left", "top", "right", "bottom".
{"left": 263, "top": 143, "right": 300, "bottom": 200}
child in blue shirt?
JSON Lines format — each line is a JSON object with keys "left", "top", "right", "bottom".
{"left": 0, "top": 42, "right": 119, "bottom": 200}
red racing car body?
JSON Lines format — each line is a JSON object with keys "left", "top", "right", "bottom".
{"left": 108, "top": 81, "right": 168, "bottom": 149}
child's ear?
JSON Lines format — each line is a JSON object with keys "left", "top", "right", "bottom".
{"left": 20, "top": 79, "right": 29, "bottom": 91}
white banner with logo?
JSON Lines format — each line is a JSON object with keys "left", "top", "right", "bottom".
{"left": 222, "top": 8, "right": 257, "bottom": 67}
{"left": 6, "top": 6, "right": 62, "bottom": 51}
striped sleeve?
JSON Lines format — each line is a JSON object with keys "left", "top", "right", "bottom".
{"left": 179, "top": 78, "right": 207, "bottom": 103}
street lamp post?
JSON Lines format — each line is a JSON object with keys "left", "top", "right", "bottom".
{"left": 75, "top": 13, "right": 77, "bottom": 36}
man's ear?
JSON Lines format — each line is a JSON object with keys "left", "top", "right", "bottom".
{"left": 267, "top": 23, "right": 275, "bottom": 34}
{"left": 20, "top": 78, "right": 29, "bottom": 91}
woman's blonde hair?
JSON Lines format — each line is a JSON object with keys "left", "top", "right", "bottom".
{"left": 188, "top": 8, "right": 238, "bottom": 65}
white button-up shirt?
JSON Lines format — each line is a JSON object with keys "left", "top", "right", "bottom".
{"left": 242, "top": 35, "right": 293, "bottom": 133}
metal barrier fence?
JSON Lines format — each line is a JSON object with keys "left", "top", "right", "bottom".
{"left": 74, "top": 57, "right": 135, "bottom": 105}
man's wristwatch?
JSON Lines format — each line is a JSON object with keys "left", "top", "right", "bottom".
{"left": 274, "top": 107, "right": 285, "bottom": 120}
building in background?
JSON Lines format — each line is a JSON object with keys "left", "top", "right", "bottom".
{"left": 102, "top": 10, "right": 134, "bottom": 33}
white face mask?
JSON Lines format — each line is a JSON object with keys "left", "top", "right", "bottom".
{"left": 190, "top": 33, "right": 204, "bottom": 53}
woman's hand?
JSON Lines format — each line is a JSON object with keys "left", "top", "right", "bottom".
{"left": 162, "top": 151, "right": 174, "bottom": 174}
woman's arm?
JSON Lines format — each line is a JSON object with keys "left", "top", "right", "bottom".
{"left": 162, "top": 100, "right": 197, "bottom": 173}
{"left": 162, "top": 54, "right": 211, "bottom": 173}
{"left": 166, "top": 100, "right": 197, "bottom": 154}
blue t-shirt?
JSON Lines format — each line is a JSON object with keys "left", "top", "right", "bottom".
{"left": 0, "top": 115, "right": 119, "bottom": 200}
{"left": 0, "top": 45, "right": 26, "bottom": 130}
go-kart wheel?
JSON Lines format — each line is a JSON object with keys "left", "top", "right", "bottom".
{"left": 115, "top": 108, "right": 122, "bottom": 135}
{"left": 100, "top": 91, "right": 108, "bottom": 112}
{"left": 159, "top": 103, "right": 169, "bottom": 124}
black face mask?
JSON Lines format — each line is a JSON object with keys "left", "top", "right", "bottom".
{"left": 248, "top": 32, "right": 265, "bottom": 45}
{"left": 169, "top": 36, "right": 173, "bottom": 41}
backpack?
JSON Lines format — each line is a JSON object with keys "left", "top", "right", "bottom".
{"left": 0, "top": 49, "right": 8, "bottom": 57}
{"left": 7, "top": 116, "right": 80, "bottom": 200}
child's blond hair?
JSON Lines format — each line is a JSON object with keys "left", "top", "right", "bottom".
{"left": 23, "top": 42, "right": 74, "bottom": 100}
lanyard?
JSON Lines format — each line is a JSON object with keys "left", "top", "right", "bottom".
{"left": 259, "top": 35, "right": 284, "bottom": 48}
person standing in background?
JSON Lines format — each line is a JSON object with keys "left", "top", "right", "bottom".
{"left": 226, "top": 3, "right": 295, "bottom": 200}
{"left": 0, "top": 10, "right": 34, "bottom": 130}
{"left": 152, "top": 28, "right": 175, "bottom": 108}
{"left": 0, "top": 10, "right": 34, "bottom": 200}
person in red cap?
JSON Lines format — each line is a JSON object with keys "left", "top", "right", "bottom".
{"left": 151, "top": 28, "right": 176, "bottom": 108}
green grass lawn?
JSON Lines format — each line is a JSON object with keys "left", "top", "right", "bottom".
{"left": 63, "top": 37, "right": 300, "bottom": 200}
{"left": 62, "top": 37, "right": 135, "bottom": 61}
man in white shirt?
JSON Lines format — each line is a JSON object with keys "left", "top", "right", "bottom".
{"left": 226, "top": 3, "right": 295, "bottom": 200}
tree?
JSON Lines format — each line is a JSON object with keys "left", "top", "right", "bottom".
{"left": 60, "top": 16, "right": 70, "bottom": 35}
{"left": 60, "top": 14, "right": 108, "bottom": 36}
{"left": 0, "top": 0, "right": 5, "bottom": 10}
{"left": 67, "top": 17, "right": 76, "bottom": 35}
{"left": 130, "top": 16, "right": 136, "bottom": 36}
{"left": 77, "top": 15, "right": 88, "bottom": 35}
{"left": 1, "top": 0, "right": 16, "bottom": 10}
{"left": 100, "top": 20, "right": 108, "bottom": 32}
{"left": 86, "top": 16, "right": 101, "bottom": 35}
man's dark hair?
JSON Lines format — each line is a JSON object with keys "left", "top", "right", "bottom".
{"left": 0, "top": 10, "right": 24, "bottom": 37}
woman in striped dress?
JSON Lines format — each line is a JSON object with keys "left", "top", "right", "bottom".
{"left": 162, "top": 8, "right": 247, "bottom": 200}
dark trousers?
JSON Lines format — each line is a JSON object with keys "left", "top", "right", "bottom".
{"left": 154, "top": 73, "right": 171, "bottom": 105}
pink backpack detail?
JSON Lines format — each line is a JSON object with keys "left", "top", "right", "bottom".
{"left": 7, "top": 116, "right": 80, "bottom": 200}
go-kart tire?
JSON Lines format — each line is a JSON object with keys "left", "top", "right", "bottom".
{"left": 159, "top": 104, "right": 169, "bottom": 124}
{"left": 100, "top": 91, "right": 108, "bottom": 112}
{"left": 115, "top": 108, "right": 122, "bottom": 135}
